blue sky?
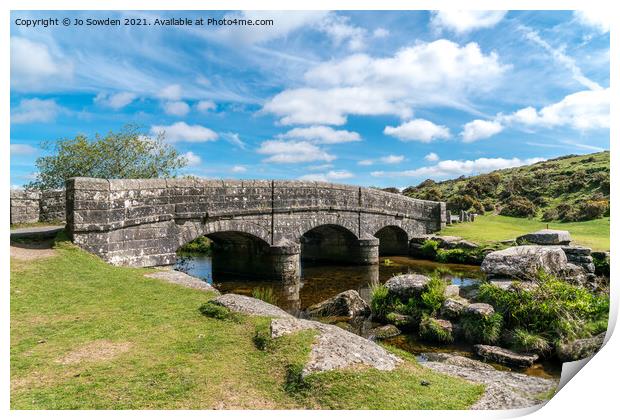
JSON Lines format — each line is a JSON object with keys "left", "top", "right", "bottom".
{"left": 10, "top": 10, "right": 610, "bottom": 188}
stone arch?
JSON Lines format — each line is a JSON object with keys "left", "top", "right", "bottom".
{"left": 300, "top": 223, "right": 363, "bottom": 264}
{"left": 374, "top": 225, "right": 409, "bottom": 256}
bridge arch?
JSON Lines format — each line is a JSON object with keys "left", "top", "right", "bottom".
{"left": 374, "top": 225, "right": 409, "bottom": 256}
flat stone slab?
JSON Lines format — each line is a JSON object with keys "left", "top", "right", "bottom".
{"left": 270, "top": 318, "right": 402, "bottom": 375}
{"left": 481, "top": 245, "right": 568, "bottom": 280}
{"left": 516, "top": 229, "right": 571, "bottom": 245}
{"left": 474, "top": 344, "right": 538, "bottom": 368}
{"left": 423, "top": 354, "right": 557, "bottom": 410}
{"left": 145, "top": 270, "right": 220, "bottom": 294}
{"left": 556, "top": 332, "right": 605, "bottom": 362}
{"left": 211, "top": 294, "right": 293, "bottom": 318}
{"left": 306, "top": 290, "right": 370, "bottom": 319}
{"left": 384, "top": 274, "right": 430, "bottom": 300}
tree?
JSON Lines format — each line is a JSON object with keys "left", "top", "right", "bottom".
{"left": 26, "top": 125, "right": 188, "bottom": 190}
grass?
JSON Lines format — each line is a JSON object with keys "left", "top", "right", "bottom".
{"left": 11, "top": 237, "right": 483, "bottom": 409}
{"left": 10, "top": 221, "right": 65, "bottom": 230}
{"left": 441, "top": 214, "right": 609, "bottom": 251}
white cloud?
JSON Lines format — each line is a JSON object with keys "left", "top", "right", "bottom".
{"left": 384, "top": 119, "right": 451, "bottom": 142}
{"left": 10, "top": 144, "right": 38, "bottom": 155}
{"left": 196, "top": 100, "right": 216, "bottom": 112}
{"left": 519, "top": 25, "right": 602, "bottom": 91}
{"left": 574, "top": 10, "right": 610, "bottom": 33}
{"left": 299, "top": 170, "right": 354, "bottom": 182}
{"left": 425, "top": 152, "right": 439, "bottom": 162}
{"left": 431, "top": 11, "right": 507, "bottom": 34}
{"left": 257, "top": 140, "right": 335, "bottom": 164}
{"left": 501, "top": 88, "right": 610, "bottom": 130}
{"left": 372, "top": 157, "right": 544, "bottom": 180}
{"left": 221, "top": 132, "right": 247, "bottom": 149}
{"left": 94, "top": 91, "right": 137, "bottom": 109}
{"left": 306, "top": 163, "right": 334, "bottom": 171}
{"left": 373, "top": 28, "right": 389, "bottom": 38}
{"left": 163, "top": 101, "right": 190, "bottom": 116}
{"left": 461, "top": 119, "right": 504, "bottom": 142}
{"left": 357, "top": 159, "right": 374, "bottom": 166}
{"left": 318, "top": 14, "right": 367, "bottom": 51}
{"left": 231, "top": 165, "right": 247, "bottom": 173}
{"left": 150, "top": 122, "right": 218, "bottom": 143}
{"left": 278, "top": 125, "right": 361, "bottom": 144}
{"left": 11, "top": 36, "right": 73, "bottom": 91}
{"left": 380, "top": 155, "right": 405, "bottom": 164}
{"left": 181, "top": 151, "right": 202, "bottom": 167}
{"left": 12, "top": 98, "right": 64, "bottom": 124}
{"left": 158, "top": 84, "right": 183, "bottom": 100}
{"left": 264, "top": 39, "right": 507, "bottom": 125}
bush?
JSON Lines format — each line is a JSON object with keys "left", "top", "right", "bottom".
{"left": 478, "top": 273, "right": 609, "bottom": 342}
{"left": 499, "top": 196, "right": 537, "bottom": 218}
{"left": 447, "top": 194, "right": 475, "bottom": 212}
{"left": 482, "top": 199, "right": 495, "bottom": 212}
{"left": 420, "top": 239, "right": 439, "bottom": 259}
{"left": 177, "top": 236, "right": 212, "bottom": 254}
{"left": 370, "top": 284, "right": 391, "bottom": 320}
{"left": 198, "top": 302, "right": 240, "bottom": 322}
{"left": 283, "top": 363, "right": 308, "bottom": 393}
{"left": 419, "top": 315, "right": 453, "bottom": 343}
{"left": 461, "top": 312, "right": 503, "bottom": 344}
{"left": 253, "top": 329, "right": 271, "bottom": 351}
{"left": 541, "top": 208, "right": 559, "bottom": 222}
{"left": 575, "top": 200, "right": 609, "bottom": 221}
{"left": 251, "top": 287, "right": 278, "bottom": 305}
{"left": 509, "top": 329, "right": 551, "bottom": 354}
{"left": 420, "top": 276, "right": 447, "bottom": 315}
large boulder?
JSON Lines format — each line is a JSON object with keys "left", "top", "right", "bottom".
{"left": 370, "top": 324, "right": 401, "bottom": 339}
{"left": 474, "top": 344, "right": 539, "bottom": 368}
{"left": 466, "top": 303, "right": 495, "bottom": 317}
{"left": 210, "top": 294, "right": 292, "bottom": 318}
{"left": 306, "top": 290, "right": 370, "bottom": 319}
{"left": 384, "top": 274, "right": 430, "bottom": 300}
{"left": 440, "top": 297, "right": 469, "bottom": 319}
{"left": 516, "top": 229, "right": 571, "bottom": 245}
{"left": 556, "top": 332, "right": 605, "bottom": 362}
{"left": 481, "top": 245, "right": 568, "bottom": 280}
{"left": 385, "top": 312, "right": 417, "bottom": 330}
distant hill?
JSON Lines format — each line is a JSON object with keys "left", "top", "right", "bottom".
{"left": 403, "top": 151, "right": 610, "bottom": 222}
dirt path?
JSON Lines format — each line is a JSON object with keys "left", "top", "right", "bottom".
{"left": 10, "top": 240, "right": 57, "bottom": 261}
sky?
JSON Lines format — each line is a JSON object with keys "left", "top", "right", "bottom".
{"left": 10, "top": 10, "right": 610, "bottom": 189}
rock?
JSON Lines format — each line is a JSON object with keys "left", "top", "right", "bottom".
{"left": 556, "top": 332, "right": 605, "bottom": 362}
{"left": 419, "top": 317, "right": 453, "bottom": 343}
{"left": 481, "top": 245, "right": 568, "bottom": 280}
{"left": 423, "top": 354, "right": 558, "bottom": 410}
{"left": 516, "top": 229, "right": 571, "bottom": 245}
{"left": 474, "top": 344, "right": 538, "bottom": 368}
{"left": 561, "top": 246, "right": 592, "bottom": 256}
{"left": 466, "top": 303, "right": 495, "bottom": 317}
{"left": 385, "top": 312, "right": 417, "bottom": 330}
{"left": 422, "top": 352, "right": 494, "bottom": 370}
{"left": 384, "top": 274, "right": 430, "bottom": 300}
{"left": 489, "top": 279, "right": 538, "bottom": 292}
{"left": 270, "top": 318, "right": 402, "bottom": 375}
{"left": 306, "top": 290, "right": 370, "bottom": 319}
{"left": 211, "top": 294, "right": 292, "bottom": 318}
{"left": 440, "top": 297, "right": 469, "bottom": 319}
{"left": 455, "top": 240, "right": 479, "bottom": 249}
{"left": 559, "top": 263, "right": 589, "bottom": 286}
{"left": 145, "top": 269, "right": 220, "bottom": 294}
{"left": 444, "top": 284, "right": 460, "bottom": 298}
{"left": 370, "top": 324, "right": 401, "bottom": 339}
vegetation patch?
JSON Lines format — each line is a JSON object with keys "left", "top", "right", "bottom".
{"left": 251, "top": 287, "right": 278, "bottom": 306}
{"left": 461, "top": 312, "right": 503, "bottom": 344}
{"left": 198, "top": 302, "right": 241, "bottom": 322}
{"left": 177, "top": 236, "right": 212, "bottom": 254}
{"left": 419, "top": 316, "right": 453, "bottom": 343}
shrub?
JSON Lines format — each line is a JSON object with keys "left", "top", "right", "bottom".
{"left": 471, "top": 199, "right": 485, "bottom": 214}
{"left": 482, "top": 199, "right": 495, "bottom": 212}
{"left": 419, "top": 315, "right": 453, "bottom": 343}
{"left": 499, "top": 196, "right": 537, "bottom": 218}
{"left": 575, "top": 200, "right": 609, "bottom": 221}
{"left": 198, "top": 302, "right": 240, "bottom": 322}
{"left": 283, "top": 363, "right": 308, "bottom": 393}
{"left": 178, "top": 236, "right": 212, "bottom": 254}
{"left": 420, "top": 276, "right": 447, "bottom": 315}
{"left": 461, "top": 312, "right": 503, "bottom": 344}
{"left": 251, "top": 287, "right": 278, "bottom": 305}
{"left": 447, "top": 194, "right": 475, "bottom": 212}
{"left": 370, "top": 284, "right": 391, "bottom": 320}
{"left": 477, "top": 273, "right": 609, "bottom": 342}
{"left": 420, "top": 239, "right": 439, "bottom": 259}
{"left": 253, "top": 329, "right": 271, "bottom": 351}
{"left": 436, "top": 248, "right": 467, "bottom": 264}
{"left": 542, "top": 208, "right": 559, "bottom": 222}
{"left": 509, "top": 329, "right": 551, "bottom": 354}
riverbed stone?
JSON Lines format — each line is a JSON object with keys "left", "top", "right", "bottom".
{"left": 556, "top": 332, "right": 605, "bottom": 362}
{"left": 440, "top": 297, "right": 469, "bottom": 319}
{"left": 145, "top": 269, "right": 220, "bottom": 294}
{"left": 211, "top": 294, "right": 292, "bottom": 318}
{"left": 474, "top": 344, "right": 539, "bottom": 368}
{"left": 423, "top": 354, "right": 558, "bottom": 410}
{"left": 306, "top": 289, "right": 370, "bottom": 319}
{"left": 270, "top": 317, "right": 402, "bottom": 375}
{"left": 466, "top": 303, "right": 495, "bottom": 317}
{"left": 370, "top": 324, "right": 401, "bottom": 339}
{"left": 385, "top": 312, "right": 417, "bottom": 330}
{"left": 444, "top": 284, "right": 460, "bottom": 298}
{"left": 419, "top": 317, "right": 453, "bottom": 342}
{"left": 516, "top": 229, "right": 571, "bottom": 245}
{"left": 422, "top": 352, "right": 494, "bottom": 370}
{"left": 384, "top": 274, "right": 430, "bottom": 300}
{"left": 481, "top": 245, "right": 568, "bottom": 280}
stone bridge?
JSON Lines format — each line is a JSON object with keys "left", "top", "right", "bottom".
{"left": 66, "top": 177, "right": 446, "bottom": 282}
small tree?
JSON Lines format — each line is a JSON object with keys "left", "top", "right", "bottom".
{"left": 26, "top": 124, "right": 188, "bottom": 190}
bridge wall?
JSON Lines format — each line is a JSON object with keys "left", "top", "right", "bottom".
{"left": 66, "top": 177, "right": 446, "bottom": 280}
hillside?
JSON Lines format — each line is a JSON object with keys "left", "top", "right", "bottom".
{"left": 403, "top": 151, "right": 610, "bottom": 223}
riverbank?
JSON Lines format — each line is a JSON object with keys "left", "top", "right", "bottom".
{"left": 10, "top": 236, "right": 483, "bottom": 409}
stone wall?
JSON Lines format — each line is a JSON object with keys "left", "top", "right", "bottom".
{"left": 66, "top": 177, "right": 446, "bottom": 279}
{"left": 10, "top": 189, "right": 66, "bottom": 224}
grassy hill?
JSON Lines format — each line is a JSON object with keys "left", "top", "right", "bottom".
{"left": 404, "top": 151, "right": 610, "bottom": 223}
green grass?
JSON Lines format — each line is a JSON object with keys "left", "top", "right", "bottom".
{"left": 11, "top": 221, "right": 65, "bottom": 230}
{"left": 441, "top": 214, "right": 609, "bottom": 251}
{"left": 11, "top": 238, "right": 483, "bottom": 409}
